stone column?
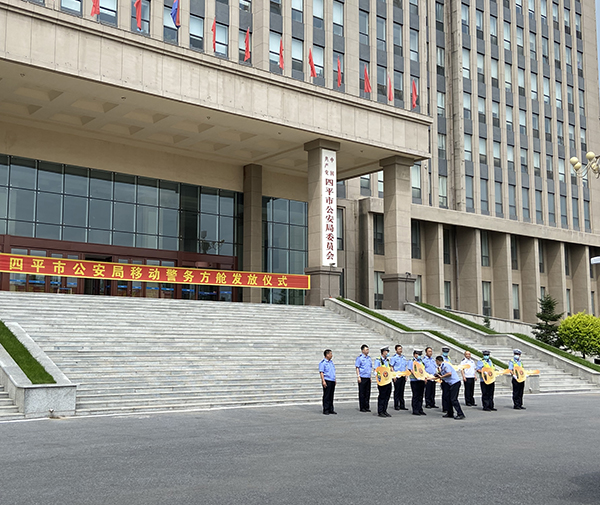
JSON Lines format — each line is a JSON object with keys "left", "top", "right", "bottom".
{"left": 456, "top": 227, "right": 481, "bottom": 314}
{"left": 242, "top": 164, "right": 263, "bottom": 303}
{"left": 380, "top": 156, "right": 415, "bottom": 310}
{"left": 546, "top": 241, "right": 566, "bottom": 314}
{"left": 571, "top": 244, "right": 592, "bottom": 314}
{"left": 304, "top": 139, "right": 342, "bottom": 306}
{"left": 491, "top": 233, "right": 512, "bottom": 320}
{"left": 520, "top": 237, "right": 541, "bottom": 323}
{"left": 424, "top": 222, "right": 444, "bottom": 308}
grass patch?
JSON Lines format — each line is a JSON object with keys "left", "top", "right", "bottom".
{"left": 0, "top": 321, "right": 55, "bottom": 384}
{"left": 337, "top": 297, "right": 507, "bottom": 368}
{"left": 417, "top": 302, "right": 600, "bottom": 374}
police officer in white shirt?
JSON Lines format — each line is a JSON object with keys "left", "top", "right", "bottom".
{"left": 460, "top": 351, "right": 477, "bottom": 407}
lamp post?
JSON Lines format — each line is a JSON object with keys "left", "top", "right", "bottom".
{"left": 569, "top": 152, "right": 600, "bottom": 179}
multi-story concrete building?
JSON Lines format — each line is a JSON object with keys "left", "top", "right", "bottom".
{"left": 0, "top": 0, "right": 598, "bottom": 323}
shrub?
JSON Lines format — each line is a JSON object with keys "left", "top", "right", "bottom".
{"left": 533, "top": 294, "right": 563, "bottom": 347}
{"left": 558, "top": 313, "right": 600, "bottom": 359}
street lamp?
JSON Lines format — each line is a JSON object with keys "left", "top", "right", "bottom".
{"left": 569, "top": 152, "right": 600, "bottom": 179}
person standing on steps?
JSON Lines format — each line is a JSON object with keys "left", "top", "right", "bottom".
{"left": 407, "top": 349, "right": 427, "bottom": 416}
{"left": 319, "top": 349, "right": 337, "bottom": 415}
{"left": 440, "top": 347, "right": 452, "bottom": 413}
{"left": 476, "top": 350, "right": 497, "bottom": 412}
{"left": 355, "top": 344, "right": 373, "bottom": 412}
{"left": 423, "top": 347, "right": 438, "bottom": 409}
{"left": 390, "top": 344, "right": 408, "bottom": 411}
{"left": 460, "top": 350, "right": 477, "bottom": 406}
{"left": 375, "top": 347, "right": 393, "bottom": 418}
{"left": 435, "top": 355, "right": 465, "bottom": 420}
{"left": 508, "top": 349, "right": 527, "bottom": 410}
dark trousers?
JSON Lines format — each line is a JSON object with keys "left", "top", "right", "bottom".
{"left": 425, "top": 380, "right": 437, "bottom": 407}
{"left": 393, "top": 376, "right": 406, "bottom": 409}
{"left": 512, "top": 378, "right": 525, "bottom": 408}
{"left": 358, "top": 377, "right": 371, "bottom": 411}
{"left": 377, "top": 383, "right": 392, "bottom": 414}
{"left": 322, "top": 380, "right": 336, "bottom": 413}
{"left": 410, "top": 380, "right": 425, "bottom": 414}
{"left": 446, "top": 382, "right": 464, "bottom": 417}
{"left": 441, "top": 381, "right": 450, "bottom": 411}
{"left": 464, "top": 377, "right": 476, "bottom": 405}
{"left": 480, "top": 381, "right": 495, "bottom": 410}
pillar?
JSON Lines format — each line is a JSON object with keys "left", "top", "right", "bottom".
{"left": 304, "top": 139, "right": 342, "bottom": 305}
{"left": 424, "top": 222, "right": 444, "bottom": 308}
{"left": 380, "top": 156, "right": 415, "bottom": 310}
{"left": 520, "top": 237, "right": 541, "bottom": 323}
{"left": 242, "top": 164, "right": 263, "bottom": 303}
{"left": 571, "top": 244, "right": 592, "bottom": 314}
{"left": 491, "top": 233, "right": 512, "bottom": 320}
{"left": 456, "top": 227, "right": 481, "bottom": 314}
{"left": 546, "top": 241, "right": 567, "bottom": 314}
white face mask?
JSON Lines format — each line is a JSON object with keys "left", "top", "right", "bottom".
{"left": 514, "top": 355, "right": 520, "bottom": 360}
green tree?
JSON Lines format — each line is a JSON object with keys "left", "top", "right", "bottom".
{"left": 558, "top": 313, "right": 600, "bottom": 359}
{"left": 532, "top": 294, "right": 563, "bottom": 347}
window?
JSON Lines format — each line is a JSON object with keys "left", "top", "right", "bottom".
{"left": 518, "top": 68, "right": 525, "bottom": 97}
{"left": 374, "top": 271, "right": 384, "bottom": 309}
{"left": 513, "top": 284, "right": 520, "bottom": 319}
{"left": 503, "top": 21, "right": 511, "bottom": 51}
{"left": 554, "top": 41, "right": 561, "bottom": 70}
{"left": 531, "top": 73, "right": 538, "bottom": 101}
{"left": 270, "top": 0, "right": 281, "bottom": 13}
{"left": 409, "top": 0, "right": 418, "bottom": 16}
{"left": 522, "top": 187, "right": 530, "bottom": 221}
{"left": 437, "top": 91, "right": 445, "bottom": 117}
{"left": 506, "top": 105, "right": 513, "bottom": 131}
{"left": 566, "top": 47, "right": 572, "bottom": 74}
{"left": 394, "top": 23, "right": 403, "bottom": 57}
{"left": 479, "top": 138, "right": 487, "bottom": 165}
{"left": 131, "top": 0, "right": 150, "bottom": 34}
{"left": 533, "top": 152, "right": 541, "bottom": 177}
{"left": 377, "top": 65, "right": 387, "bottom": 101}
{"left": 461, "top": 4, "right": 469, "bottom": 34}
{"left": 477, "top": 54, "right": 485, "bottom": 84}
{"left": 569, "top": 125, "right": 576, "bottom": 150}
{"left": 520, "top": 148, "right": 528, "bottom": 174}
{"left": 508, "top": 145, "right": 515, "bottom": 171}
{"left": 465, "top": 135, "right": 472, "bottom": 161}
{"left": 269, "top": 32, "right": 282, "bottom": 68}
{"left": 548, "top": 192, "right": 556, "bottom": 225}
{"left": 438, "top": 134, "right": 447, "bottom": 160}
{"left": 377, "top": 171, "right": 383, "bottom": 198}
{"left": 411, "top": 164, "right": 421, "bottom": 200}
{"left": 530, "top": 32, "right": 536, "bottom": 59}
{"left": 543, "top": 77, "right": 550, "bottom": 104}
{"left": 240, "top": 0, "right": 251, "bottom": 11}
{"left": 495, "top": 182, "right": 503, "bottom": 215}
{"left": 163, "top": 0, "right": 178, "bottom": 44}
{"left": 394, "top": 70, "right": 404, "bottom": 102}
{"left": 360, "top": 175, "right": 371, "bottom": 196}
{"left": 292, "top": 38, "right": 303, "bottom": 72}
{"left": 509, "top": 184, "right": 517, "bottom": 217}
{"left": 437, "top": 47, "right": 445, "bottom": 76}
{"left": 538, "top": 240, "right": 545, "bottom": 272}
{"left": 545, "top": 117, "right": 552, "bottom": 142}
{"left": 492, "top": 102, "right": 500, "bottom": 128}
{"left": 190, "top": 14, "right": 204, "bottom": 51}
{"left": 519, "top": 110, "right": 527, "bottom": 135}
{"left": 576, "top": 12, "right": 582, "bottom": 39}
{"left": 577, "top": 51, "right": 584, "bottom": 77}
{"left": 410, "top": 29, "right": 419, "bottom": 62}
{"left": 490, "top": 16, "right": 498, "bottom": 45}
{"left": 560, "top": 195, "right": 568, "bottom": 228}
{"left": 572, "top": 198, "right": 579, "bottom": 229}
{"left": 313, "top": 0, "right": 323, "bottom": 29}
{"left": 333, "top": 1, "right": 343, "bottom": 36}
{"left": 482, "top": 281, "right": 492, "bottom": 316}
{"left": 414, "top": 275, "right": 422, "bottom": 303}
{"left": 337, "top": 208, "right": 344, "bottom": 250}
{"left": 359, "top": 10, "right": 369, "bottom": 46}
{"left": 552, "top": 2, "right": 559, "bottom": 29}
{"left": 557, "top": 121, "right": 564, "bottom": 146}
{"left": 291, "top": 0, "right": 303, "bottom": 22}
{"left": 579, "top": 89, "right": 585, "bottom": 116}
{"left": 376, "top": 17, "right": 386, "bottom": 51}
{"left": 443, "top": 228, "right": 451, "bottom": 264}
{"left": 505, "top": 63, "right": 512, "bottom": 92}
{"left": 436, "top": 2, "right": 444, "bottom": 31}
{"left": 215, "top": 23, "right": 228, "bottom": 57}
{"left": 411, "top": 220, "right": 421, "bottom": 259}
{"left": 62, "top": 0, "right": 82, "bottom": 15}
{"left": 478, "top": 98, "right": 486, "bottom": 124}
{"left": 516, "top": 27, "right": 524, "bottom": 56}
{"left": 515, "top": 0, "right": 522, "bottom": 14}
{"left": 334, "top": 51, "right": 344, "bottom": 87}
{"left": 476, "top": 10, "right": 484, "bottom": 40}
{"left": 439, "top": 175, "right": 448, "bottom": 207}
{"left": 360, "top": 60, "right": 370, "bottom": 97}
{"left": 239, "top": 29, "right": 251, "bottom": 63}
{"left": 313, "top": 45, "right": 324, "bottom": 77}
{"left": 98, "top": 0, "right": 117, "bottom": 25}
{"left": 444, "top": 281, "right": 452, "bottom": 309}
{"left": 542, "top": 37, "right": 549, "bottom": 65}
{"left": 462, "top": 49, "right": 471, "bottom": 79}
{"left": 558, "top": 158, "right": 565, "bottom": 183}
{"left": 463, "top": 92, "right": 472, "bottom": 120}
{"left": 374, "top": 214, "right": 384, "bottom": 255}
{"left": 491, "top": 59, "right": 499, "bottom": 88}
{"left": 466, "top": 175, "right": 474, "bottom": 209}
{"left": 567, "top": 85, "right": 575, "bottom": 113}
{"left": 584, "top": 200, "right": 591, "bottom": 231}
{"left": 481, "top": 230, "right": 490, "bottom": 266}
{"left": 564, "top": 7, "right": 571, "bottom": 35}
{"left": 532, "top": 114, "right": 539, "bottom": 139}
{"left": 481, "top": 178, "right": 489, "bottom": 212}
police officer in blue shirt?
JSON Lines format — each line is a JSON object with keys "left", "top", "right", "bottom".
{"left": 407, "top": 349, "right": 427, "bottom": 416}
{"left": 319, "top": 349, "right": 337, "bottom": 415}
{"left": 440, "top": 347, "right": 452, "bottom": 413}
{"left": 374, "top": 346, "right": 392, "bottom": 418}
{"left": 355, "top": 344, "right": 372, "bottom": 412}
{"left": 508, "top": 349, "right": 527, "bottom": 410}
{"left": 390, "top": 344, "right": 408, "bottom": 411}
{"left": 476, "top": 350, "right": 497, "bottom": 411}
{"left": 423, "top": 347, "right": 438, "bottom": 409}
{"left": 435, "top": 355, "right": 465, "bottom": 420}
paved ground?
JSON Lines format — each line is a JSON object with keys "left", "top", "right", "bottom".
{"left": 1, "top": 393, "right": 599, "bottom": 505}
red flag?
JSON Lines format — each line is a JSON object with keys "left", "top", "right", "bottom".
{"left": 212, "top": 19, "right": 216, "bottom": 52}
{"left": 244, "top": 28, "right": 251, "bottom": 61}
{"left": 90, "top": 0, "right": 100, "bottom": 17}
{"left": 364, "top": 65, "right": 372, "bottom": 94}
{"left": 411, "top": 79, "right": 418, "bottom": 109}
{"left": 279, "top": 38, "right": 284, "bottom": 69}
{"left": 134, "top": 0, "right": 142, "bottom": 29}
{"left": 308, "top": 48, "right": 317, "bottom": 78}
{"left": 387, "top": 73, "right": 394, "bottom": 102}
{"left": 337, "top": 57, "right": 342, "bottom": 88}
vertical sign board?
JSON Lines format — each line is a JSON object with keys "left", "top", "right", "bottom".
{"left": 322, "top": 150, "right": 337, "bottom": 267}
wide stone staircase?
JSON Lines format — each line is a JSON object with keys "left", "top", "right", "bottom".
{"left": 0, "top": 384, "right": 20, "bottom": 419}
{"left": 0, "top": 292, "right": 395, "bottom": 416}
{"left": 378, "top": 309, "right": 600, "bottom": 394}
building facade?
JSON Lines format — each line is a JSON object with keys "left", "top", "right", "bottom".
{"left": 0, "top": 0, "right": 599, "bottom": 323}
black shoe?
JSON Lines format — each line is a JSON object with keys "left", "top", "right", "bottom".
{"left": 394, "top": 407, "right": 401, "bottom": 411}
{"left": 399, "top": 407, "right": 408, "bottom": 410}
{"left": 490, "top": 408, "right": 497, "bottom": 411}
{"left": 420, "top": 411, "right": 427, "bottom": 415}
{"left": 519, "top": 406, "right": 526, "bottom": 410}
{"left": 360, "top": 408, "right": 366, "bottom": 412}
{"left": 442, "top": 414, "right": 453, "bottom": 418}
{"left": 384, "top": 412, "right": 392, "bottom": 417}
{"left": 482, "top": 408, "right": 491, "bottom": 411}
{"left": 365, "top": 409, "right": 371, "bottom": 412}
{"left": 378, "top": 413, "right": 387, "bottom": 418}
{"left": 323, "top": 412, "right": 330, "bottom": 415}
{"left": 431, "top": 405, "right": 439, "bottom": 409}
{"left": 472, "top": 404, "right": 478, "bottom": 406}
{"left": 412, "top": 413, "right": 421, "bottom": 416}
{"left": 513, "top": 406, "right": 520, "bottom": 410}
{"left": 330, "top": 411, "right": 337, "bottom": 415}
{"left": 425, "top": 405, "right": 432, "bottom": 409}
{"left": 455, "top": 414, "right": 466, "bottom": 420}
{"left": 442, "top": 410, "right": 447, "bottom": 413}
